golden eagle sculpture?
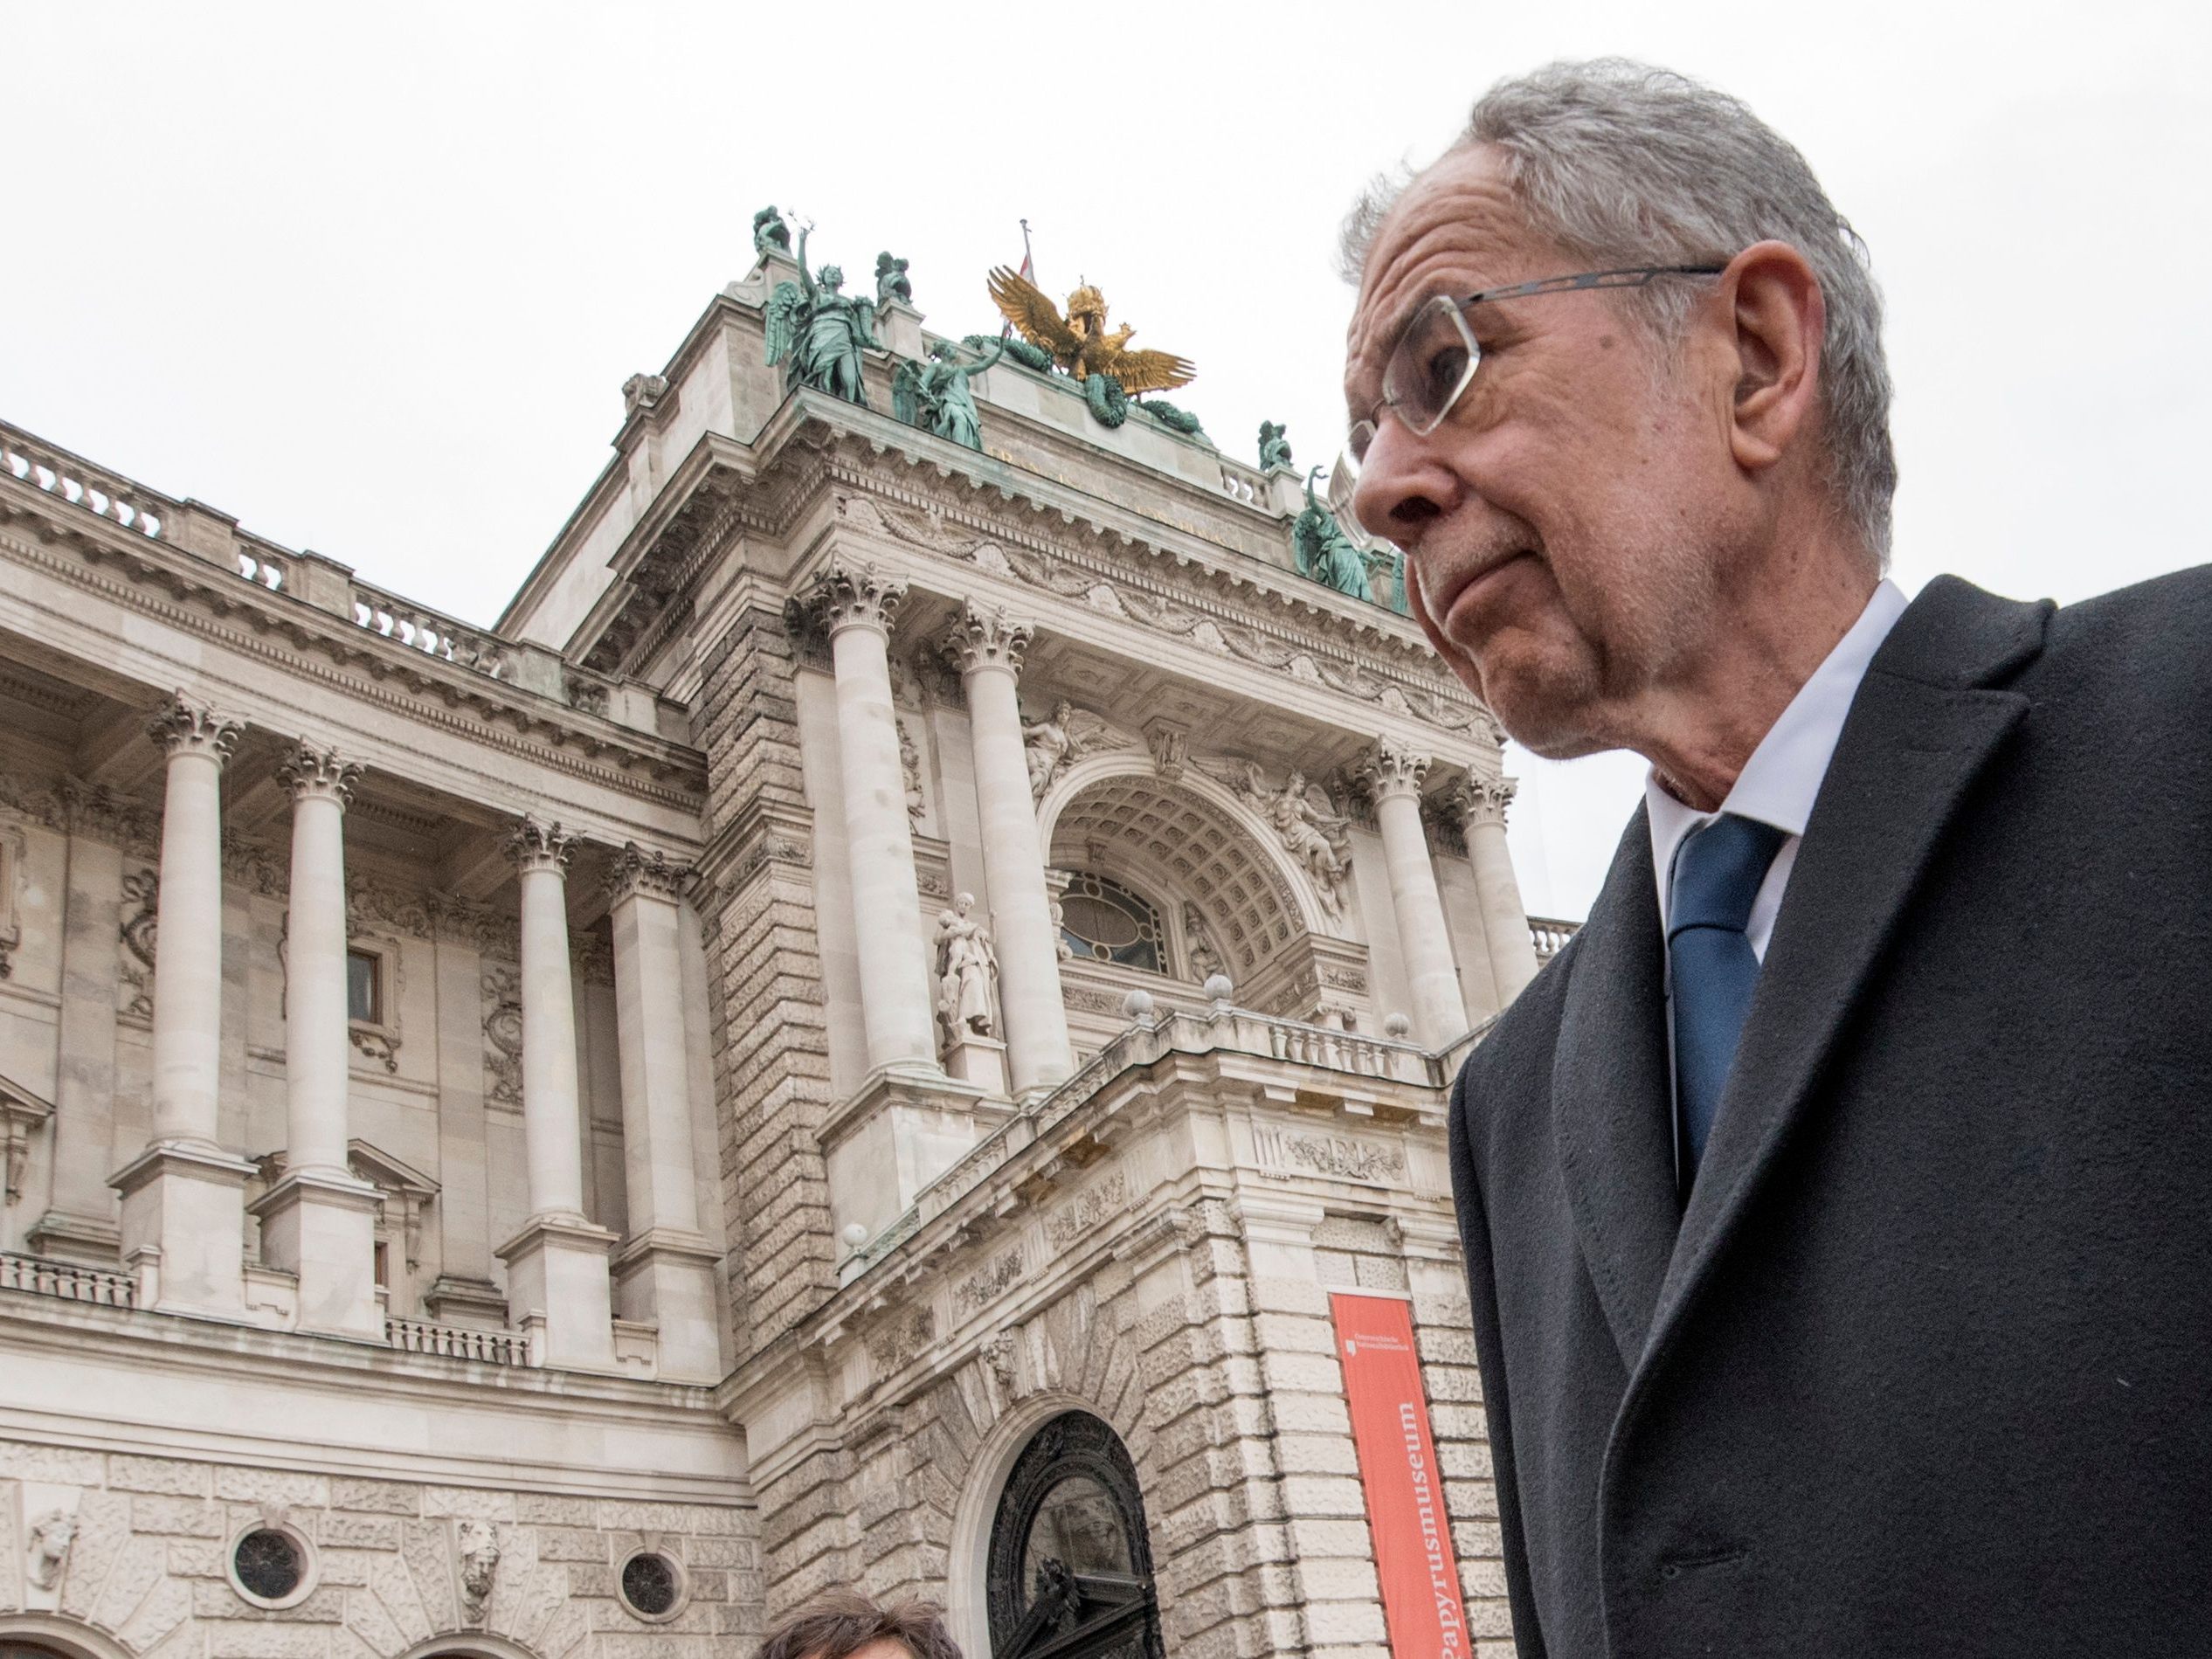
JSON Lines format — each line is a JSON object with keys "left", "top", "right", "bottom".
{"left": 986, "top": 267, "right": 1197, "bottom": 393}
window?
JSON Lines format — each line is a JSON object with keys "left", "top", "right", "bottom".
{"left": 1058, "top": 874, "right": 1164, "bottom": 972}
{"left": 225, "top": 1523, "right": 316, "bottom": 1609}
{"left": 617, "top": 1550, "right": 688, "bottom": 1622}
{"left": 347, "top": 948, "right": 382, "bottom": 1024}
{"left": 987, "top": 1412, "right": 1163, "bottom": 1659}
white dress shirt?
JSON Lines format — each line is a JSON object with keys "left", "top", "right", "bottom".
{"left": 1647, "top": 580, "right": 1909, "bottom": 962}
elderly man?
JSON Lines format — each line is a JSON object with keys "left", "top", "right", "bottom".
{"left": 754, "top": 1589, "right": 964, "bottom": 1659}
{"left": 1340, "top": 59, "right": 2210, "bottom": 1658}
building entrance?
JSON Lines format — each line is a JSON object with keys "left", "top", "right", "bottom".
{"left": 985, "top": 1411, "right": 1165, "bottom": 1659}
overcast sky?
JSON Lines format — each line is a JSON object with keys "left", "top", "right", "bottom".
{"left": 4, "top": 1, "right": 2206, "bottom": 919}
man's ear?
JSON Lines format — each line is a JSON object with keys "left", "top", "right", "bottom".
{"left": 1720, "top": 239, "right": 1825, "bottom": 474}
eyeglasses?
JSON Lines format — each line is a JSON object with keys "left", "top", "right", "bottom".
{"left": 1328, "top": 264, "right": 1727, "bottom": 522}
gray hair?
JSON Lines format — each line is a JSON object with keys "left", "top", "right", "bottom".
{"left": 1340, "top": 59, "right": 1896, "bottom": 562}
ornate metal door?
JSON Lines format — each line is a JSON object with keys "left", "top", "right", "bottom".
{"left": 986, "top": 1411, "right": 1165, "bottom": 1659}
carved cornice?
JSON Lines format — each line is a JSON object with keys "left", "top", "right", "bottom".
{"left": 277, "top": 742, "right": 362, "bottom": 807}
{"left": 1358, "top": 735, "right": 1432, "bottom": 802}
{"left": 146, "top": 691, "right": 242, "bottom": 765}
{"left": 604, "top": 840, "right": 689, "bottom": 905}
{"left": 506, "top": 816, "right": 577, "bottom": 874}
{"left": 942, "top": 601, "right": 1033, "bottom": 677}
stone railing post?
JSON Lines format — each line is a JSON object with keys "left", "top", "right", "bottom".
{"left": 804, "top": 560, "right": 939, "bottom": 1075}
{"left": 1359, "top": 736, "right": 1466, "bottom": 1049}
{"left": 944, "top": 603, "right": 1074, "bottom": 1095}
{"left": 604, "top": 843, "right": 722, "bottom": 1382}
{"left": 252, "top": 743, "right": 383, "bottom": 1338}
{"left": 494, "top": 817, "right": 617, "bottom": 1370}
{"left": 1450, "top": 773, "right": 1541, "bottom": 1006}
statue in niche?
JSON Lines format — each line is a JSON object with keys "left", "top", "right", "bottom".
{"left": 1050, "top": 892, "right": 1075, "bottom": 960}
{"left": 457, "top": 1518, "right": 501, "bottom": 1621}
{"left": 765, "top": 221, "right": 880, "bottom": 407}
{"left": 1183, "top": 902, "right": 1224, "bottom": 982}
{"left": 935, "top": 894, "right": 999, "bottom": 1044}
{"left": 1293, "top": 467, "right": 1378, "bottom": 600}
{"left": 874, "top": 251, "right": 913, "bottom": 306}
{"left": 1257, "top": 421, "right": 1294, "bottom": 471}
{"left": 1020, "top": 701, "right": 1129, "bottom": 801}
{"left": 1244, "top": 764, "right": 1351, "bottom": 918}
{"left": 26, "top": 1508, "right": 75, "bottom": 1590}
{"left": 898, "top": 719, "right": 926, "bottom": 826}
{"left": 895, "top": 337, "right": 1007, "bottom": 451}
{"left": 751, "top": 205, "right": 792, "bottom": 258}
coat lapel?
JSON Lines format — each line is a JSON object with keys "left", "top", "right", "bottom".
{"left": 1641, "top": 577, "right": 2052, "bottom": 1371}
{"left": 1551, "top": 807, "right": 1682, "bottom": 1370}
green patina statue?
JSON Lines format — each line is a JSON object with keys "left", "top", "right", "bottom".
{"left": 894, "top": 338, "right": 1007, "bottom": 450}
{"left": 1137, "top": 397, "right": 1207, "bottom": 439}
{"left": 965, "top": 333, "right": 1055, "bottom": 374}
{"left": 874, "top": 252, "right": 913, "bottom": 307}
{"left": 764, "top": 224, "right": 879, "bottom": 407}
{"left": 751, "top": 206, "right": 791, "bottom": 258}
{"left": 1293, "top": 467, "right": 1379, "bottom": 600}
{"left": 1258, "top": 421, "right": 1294, "bottom": 471}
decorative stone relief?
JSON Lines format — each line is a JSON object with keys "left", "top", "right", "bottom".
{"left": 1143, "top": 718, "right": 1188, "bottom": 782}
{"left": 1180, "top": 903, "right": 1224, "bottom": 984}
{"left": 221, "top": 832, "right": 287, "bottom": 900}
{"left": 348, "top": 871, "right": 436, "bottom": 941}
{"left": 956, "top": 1248, "right": 1023, "bottom": 1315}
{"left": 1044, "top": 1171, "right": 1129, "bottom": 1249}
{"left": 0, "top": 820, "right": 24, "bottom": 979}
{"left": 867, "top": 1305, "right": 934, "bottom": 1374}
{"left": 604, "top": 841, "right": 689, "bottom": 905}
{"left": 118, "top": 865, "right": 158, "bottom": 1018}
{"left": 26, "top": 1507, "right": 75, "bottom": 1590}
{"left": 1255, "top": 1126, "right": 1406, "bottom": 1184}
{"left": 565, "top": 674, "right": 612, "bottom": 716}
{"left": 1214, "top": 760, "right": 1352, "bottom": 923}
{"left": 480, "top": 964, "right": 523, "bottom": 1106}
{"left": 1020, "top": 700, "right": 1137, "bottom": 802}
{"left": 897, "top": 719, "right": 926, "bottom": 826}
{"left": 455, "top": 1517, "right": 501, "bottom": 1623}
{"left": 981, "top": 1330, "right": 1021, "bottom": 1400}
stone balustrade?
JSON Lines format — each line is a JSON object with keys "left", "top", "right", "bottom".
{"left": 351, "top": 579, "right": 510, "bottom": 676}
{"left": 0, "top": 1250, "right": 138, "bottom": 1306}
{"left": 0, "top": 419, "right": 172, "bottom": 539}
{"left": 1529, "top": 914, "right": 1582, "bottom": 962}
{"left": 384, "top": 1313, "right": 533, "bottom": 1366}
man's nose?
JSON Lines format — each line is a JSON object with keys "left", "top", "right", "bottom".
{"left": 1348, "top": 413, "right": 1453, "bottom": 545}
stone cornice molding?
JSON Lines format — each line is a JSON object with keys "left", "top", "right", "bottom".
{"left": 1358, "top": 736, "right": 1433, "bottom": 802}
{"left": 505, "top": 816, "right": 576, "bottom": 876}
{"left": 147, "top": 690, "right": 243, "bottom": 765}
{"left": 278, "top": 741, "right": 363, "bottom": 808}
{"left": 943, "top": 601, "right": 1033, "bottom": 678}
{"left": 1444, "top": 772, "right": 1516, "bottom": 830}
{"left": 604, "top": 840, "right": 689, "bottom": 905}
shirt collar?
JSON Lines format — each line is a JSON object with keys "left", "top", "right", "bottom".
{"left": 1646, "top": 578, "right": 1908, "bottom": 915}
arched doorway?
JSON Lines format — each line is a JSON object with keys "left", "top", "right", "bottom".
{"left": 985, "top": 1410, "right": 1165, "bottom": 1659}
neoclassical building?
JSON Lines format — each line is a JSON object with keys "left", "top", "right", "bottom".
{"left": 0, "top": 226, "right": 1564, "bottom": 1659}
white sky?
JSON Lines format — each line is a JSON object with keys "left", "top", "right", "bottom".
{"left": 4, "top": 1, "right": 2207, "bottom": 919}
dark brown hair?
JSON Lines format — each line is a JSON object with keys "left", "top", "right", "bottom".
{"left": 753, "top": 1588, "right": 964, "bottom": 1659}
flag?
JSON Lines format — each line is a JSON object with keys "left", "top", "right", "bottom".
{"left": 1003, "top": 219, "right": 1035, "bottom": 340}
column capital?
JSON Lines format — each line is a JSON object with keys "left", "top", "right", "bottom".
{"left": 801, "top": 558, "right": 908, "bottom": 639}
{"left": 943, "top": 601, "right": 1034, "bottom": 678}
{"left": 603, "top": 841, "right": 690, "bottom": 905}
{"left": 506, "top": 816, "right": 577, "bottom": 875}
{"left": 1445, "top": 771, "right": 1517, "bottom": 830}
{"left": 1358, "top": 735, "right": 1433, "bottom": 802}
{"left": 147, "top": 691, "right": 242, "bottom": 765}
{"left": 277, "top": 741, "right": 362, "bottom": 808}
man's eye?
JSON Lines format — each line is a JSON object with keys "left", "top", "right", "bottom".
{"left": 1423, "top": 344, "right": 1469, "bottom": 401}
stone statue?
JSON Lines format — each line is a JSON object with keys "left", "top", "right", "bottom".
{"left": 1183, "top": 902, "right": 1224, "bottom": 982}
{"left": 26, "top": 1508, "right": 75, "bottom": 1591}
{"left": 751, "top": 205, "right": 792, "bottom": 258}
{"left": 898, "top": 718, "right": 925, "bottom": 825}
{"left": 934, "top": 894, "right": 998, "bottom": 1044}
{"left": 1245, "top": 763, "right": 1351, "bottom": 917}
{"left": 1293, "top": 467, "right": 1376, "bottom": 600}
{"left": 1258, "top": 421, "right": 1294, "bottom": 471}
{"left": 764, "top": 223, "right": 880, "bottom": 408}
{"left": 1050, "top": 892, "right": 1075, "bottom": 960}
{"left": 874, "top": 252, "right": 912, "bottom": 306}
{"left": 456, "top": 1518, "right": 501, "bottom": 1621}
{"left": 895, "top": 338, "right": 1007, "bottom": 451}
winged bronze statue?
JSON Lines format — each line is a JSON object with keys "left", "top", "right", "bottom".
{"left": 986, "top": 267, "right": 1197, "bottom": 393}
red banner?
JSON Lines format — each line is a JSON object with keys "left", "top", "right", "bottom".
{"left": 1331, "top": 1292, "right": 1471, "bottom": 1659}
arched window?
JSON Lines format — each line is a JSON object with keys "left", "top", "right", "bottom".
{"left": 1058, "top": 874, "right": 1164, "bottom": 973}
{"left": 986, "top": 1412, "right": 1164, "bottom": 1659}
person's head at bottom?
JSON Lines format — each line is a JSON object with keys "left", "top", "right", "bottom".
{"left": 753, "top": 1589, "right": 963, "bottom": 1659}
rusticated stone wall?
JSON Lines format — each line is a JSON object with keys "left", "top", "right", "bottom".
{"left": 0, "top": 1441, "right": 759, "bottom": 1659}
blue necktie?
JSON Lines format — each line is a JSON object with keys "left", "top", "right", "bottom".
{"left": 1669, "top": 813, "right": 1788, "bottom": 1179}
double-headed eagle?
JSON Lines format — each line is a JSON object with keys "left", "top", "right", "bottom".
{"left": 986, "top": 267, "right": 1196, "bottom": 393}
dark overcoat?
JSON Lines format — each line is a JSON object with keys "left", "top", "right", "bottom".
{"left": 1448, "top": 572, "right": 2212, "bottom": 1656}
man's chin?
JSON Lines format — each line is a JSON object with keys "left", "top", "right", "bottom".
{"left": 1473, "top": 659, "right": 1607, "bottom": 759}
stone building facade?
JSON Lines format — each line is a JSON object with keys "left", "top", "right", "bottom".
{"left": 0, "top": 228, "right": 1564, "bottom": 1659}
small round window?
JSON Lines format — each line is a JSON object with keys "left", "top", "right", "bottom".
{"left": 227, "top": 1524, "right": 315, "bottom": 1608}
{"left": 1059, "top": 873, "right": 1164, "bottom": 971}
{"left": 618, "top": 1550, "right": 687, "bottom": 1622}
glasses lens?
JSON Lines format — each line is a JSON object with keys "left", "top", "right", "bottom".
{"left": 1384, "top": 297, "right": 1476, "bottom": 434}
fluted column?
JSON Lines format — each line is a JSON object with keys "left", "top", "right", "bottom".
{"left": 252, "top": 742, "right": 382, "bottom": 1337}
{"left": 806, "top": 560, "right": 938, "bottom": 1074}
{"left": 494, "top": 817, "right": 616, "bottom": 1370}
{"left": 112, "top": 692, "right": 257, "bottom": 1318}
{"left": 1359, "top": 736, "right": 1466, "bottom": 1048}
{"left": 605, "top": 844, "right": 721, "bottom": 1380}
{"left": 945, "top": 603, "right": 1073, "bottom": 1095}
{"left": 1451, "top": 773, "right": 1541, "bottom": 1005}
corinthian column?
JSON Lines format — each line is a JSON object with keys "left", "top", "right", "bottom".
{"left": 805, "top": 559, "right": 938, "bottom": 1074}
{"left": 1449, "top": 773, "right": 1541, "bottom": 1006}
{"left": 1359, "top": 736, "right": 1466, "bottom": 1048}
{"left": 605, "top": 843, "right": 721, "bottom": 1381}
{"left": 944, "top": 603, "right": 1072, "bottom": 1095}
{"left": 494, "top": 817, "right": 616, "bottom": 1370}
{"left": 253, "top": 743, "right": 383, "bottom": 1336}
{"left": 112, "top": 691, "right": 257, "bottom": 1318}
